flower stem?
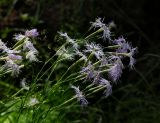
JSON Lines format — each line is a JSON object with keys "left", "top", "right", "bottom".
{"left": 85, "top": 28, "right": 103, "bottom": 40}
{"left": 58, "top": 57, "right": 84, "bottom": 82}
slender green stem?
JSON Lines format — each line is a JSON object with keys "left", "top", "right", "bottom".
{"left": 12, "top": 88, "right": 24, "bottom": 97}
{"left": 58, "top": 57, "right": 84, "bottom": 82}
{"left": 84, "top": 52, "right": 94, "bottom": 66}
{"left": 52, "top": 74, "right": 86, "bottom": 91}
{"left": 106, "top": 45, "right": 121, "bottom": 49}
{"left": 0, "top": 57, "right": 7, "bottom": 60}
{"left": 13, "top": 43, "right": 24, "bottom": 50}
{"left": 46, "top": 61, "right": 59, "bottom": 81}
{"left": 85, "top": 28, "right": 103, "bottom": 40}
{"left": 64, "top": 71, "right": 81, "bottom": 80}
{"left": 13, "top": 38, "right": 25, "bottom": 49}
{"left": 87, "top": 85, "right": 104, "bottom": 92}
{"left": 34, "top": 58, "right": 66, "bottom": 85}
{"left": 107, "top": 52, "right": 129, "bottom": 57}
{"left": 83, "top": 84, "right": 94, "bottom": 91}
{"left": 100, "top": 69, "right": 109, "bottom": 74}
{"left": 35, "top": 42, "right": 67, "bottom": 81}
{"left": 48, "top": 96, "right": 76, "bottom": 110}
{"left": 86, "top": 86, "right": 106, "bottom": 97}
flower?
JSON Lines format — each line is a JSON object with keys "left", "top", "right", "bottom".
{"left": 102, "top": 26, "right": 111, "bottom": 41}
{"left": 75, "top": 49, "right": 87, "bottom": 61}
{"left": 113, "top": 37, "right": 137, "bottom": 69}
{"left": 113, "top": 37, "right": 131, "bottom": 53}
{"left": 93, "top": 72, "right": 101, "bottom": 84}
{"left": 14, "top": 34, "right": 26, "bottom": 41}
{"left": 100, "top": 56, "right": 108, "bottom": 66}
{"left": 91, "top": 17, "right": 105, "bottom": 29}
{"left": 26, "top": 50, "right": 38, "bottom": 62}
{"left": 99, "top": 78, "right": 112, "bottom": 97}
{"left": 81, "top": 62, "right": 95, "bottom": 80}
{"left": 58, "top": 32, "right": 78, "bottom": 49}
{"left": 128, "top": 47, "right": 137, "bottom": 69}
{"left": 84, "top": 43, "right": 104, "bottom": 60}
{"left": 58, "top": 32, "right": 73, "bottom": 43}
{"left": 71, "top": 85, "right": 88, "bottom": 106}
{"left": 8, "top": 54, "right": 22, "bottom": 60}
{"left": 4, "top": 60, "right": 21, "bottom": 76}
{"left": 113, "top": 36, "right": 126, "bottom": 45}
{"left": 25, "top": 29, "right": 39, "bottom": 37}
{"left": 23, "top": 40, "right": 37, "bottom": 51}
{"left": 21, "top": 78, "right": 29, "bottom": 90}
{"left": 0, "top": 39, "right": 8, "bottom": 51}
{"left": 27, "top": 97, "right": 39, "bottom": 106}
{"left": 108, "top": 57, "right": 124, "bottom": 82}
{"left": 56, "top": 47, "right": 75, "bottom": 60}
{"left": 90, "top": 17, "right": 111, "bottom": 41}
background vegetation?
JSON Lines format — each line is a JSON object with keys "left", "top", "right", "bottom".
{"left": 0, "top": 0, "right": 160, "bottom": 123}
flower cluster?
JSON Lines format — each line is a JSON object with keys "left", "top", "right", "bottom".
{"left": 57, "top": 18, "right": 137, "bottom": 106}
{"left": 0, "top": 29, "right": 39, "bottom": 76}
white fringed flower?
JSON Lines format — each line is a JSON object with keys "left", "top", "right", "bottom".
{"left": 8, "top": 54, "right": 22, "bottom": 60}
{"left": 14, "top": 34, "right": 26, "bottom": 41}
{"left": 58, "top": 32, "right": 79, "bottom": 49}
{"left": 84, "top": 43, "right": 104, "bottom": 60}
{"left": 58, "top": 32, "right": 74, "bottom": 43}
{"left": 23, "top": 40, "right": 37, "bottom": 51}
{"left": 21, "top": 78, "right": 29, "bottom": 90}
{"left": 57, "top": 47, "right": 74, "bottom": 60}
{"left": 0, "top": 39, "right": 7, "bottom": 50}
{"left": 26, "top": 50, "right": 38, "bottom": 62}
{"left": 27, "top": 98, "right": 39, "bottom": 106}
{"left": 90, "top": 17, "right": 111, "bottom": 41}
{"left": 108, "top": 60, "right": 124, "bottom": 82}
{"left": 75, "top": 49, "right": 87, "bottom": 61}
{"left": 99, "top": 78, "right": 112, "bottom": 97}
{"left": 128, "top": 47, "right": 137, "bottom": 69}
{"left": 25, "top": 29, "right": 39, "bottom": 38}
{"left": 71, "top": 85, "right": 88, "bottom": 106}
{"left": 81, "top": 62, "right": 95, "bottom": 80}
{"left": 4, "top": 59, "right": 21, "bottom": 76}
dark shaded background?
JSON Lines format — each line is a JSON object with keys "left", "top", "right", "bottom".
{"left": 0, "top": 0, "right": 160, "bottom": 122}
